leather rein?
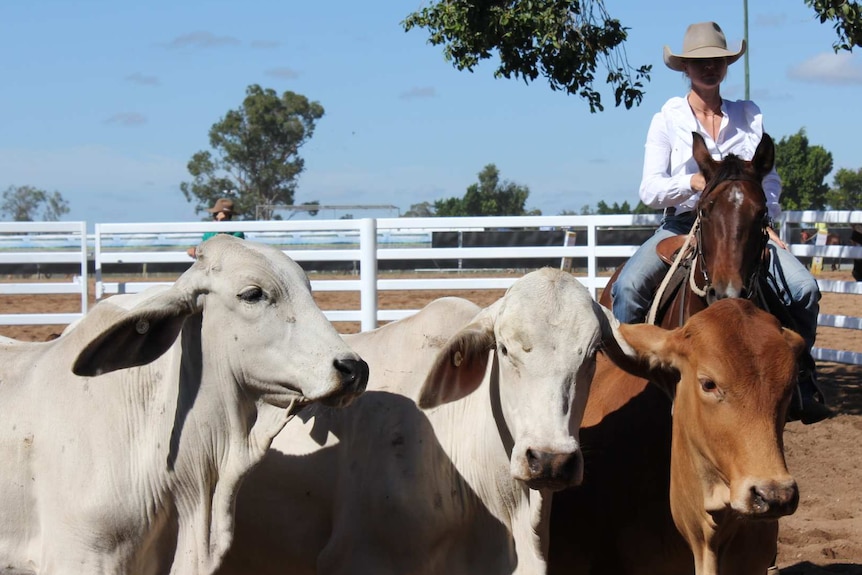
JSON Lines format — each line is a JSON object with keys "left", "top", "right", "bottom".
{"left": 691, "top": 173, "right": 771, "bottom": 303}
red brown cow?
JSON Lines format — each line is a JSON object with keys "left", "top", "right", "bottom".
{"left": 550, "top": 298, "right": 804, "bottom": 575}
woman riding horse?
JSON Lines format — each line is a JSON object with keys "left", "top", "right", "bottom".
{"left": 610, "top": 21, "right": 830, "bottom": 424}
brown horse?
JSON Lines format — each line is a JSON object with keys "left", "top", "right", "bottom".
{"left": 648, "top": 131, "right": 773, "bottom": 325}
{"left": 549, "top": 132, "right": 803, "bottom": 575}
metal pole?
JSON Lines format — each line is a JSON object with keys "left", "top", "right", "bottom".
{"left": 359, "top": 218, "right": 378, "bottom": 332}
{"left": 743, "top": 0, "right": 750, "bottom": 99}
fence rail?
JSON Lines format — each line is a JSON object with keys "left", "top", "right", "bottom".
{"left": 1, "top": 213, "right": 860, "bottom": 364}
{"left": 0, "top": 221, "right": 89, "bottom": 326}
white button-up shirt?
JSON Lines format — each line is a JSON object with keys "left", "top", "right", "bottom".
{"left": 639, "top": 96, "right": 782, "bottom": 219}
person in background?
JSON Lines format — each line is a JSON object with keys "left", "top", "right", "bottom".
{"left": 610, "top": 21, "right": 831, "bottom": 424}
{"left": 186, "top": 198, "right": 245, "bottom": 258}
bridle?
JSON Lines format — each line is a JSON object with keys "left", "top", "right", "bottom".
{"left": 691, "top": 173, "right": 771, "bottom": 302}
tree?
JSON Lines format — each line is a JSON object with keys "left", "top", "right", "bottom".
{"left": 403, "top": 0, "right": 651, "bottom": 112}
{"left": 404, "top": 1, "right": 860, "bottom": 113}
{"left": 434, "top": 164, "right": 539, "bottom": 216}
{"left": 774, "top": 129, "right": 833, "bottom": 211}
{"left": 1, "top": 185, "right": 69, "bottom": 221}
{"left": 180, "top": 84, "right": 324, "bottom": 220}
{"left": 806, "top": 0, "right": 862, "bottom": 52}
{"left": 562, "top": 200, "right": 654, "bottom": 215}
{"left": 403, "top": 201, "right": 436, "bottom": 217}
{"left": 826, "top": 167, "right": 862, "bottom": 209}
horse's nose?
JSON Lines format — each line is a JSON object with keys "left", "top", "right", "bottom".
{"left": 706, "top": 286, "right": 719, "bottom": 305}
{"left": 707, "top": 282, "right": 742, "bottom": 303}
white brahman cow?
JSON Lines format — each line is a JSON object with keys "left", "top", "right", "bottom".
{"left": 0, "top": 235, "right": 368, "bottom": 575}
{"left": 218, "top": 267, "right": 633, "bottom": 575}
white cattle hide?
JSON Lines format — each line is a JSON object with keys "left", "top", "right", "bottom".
{"left": 219, "top": 268, "right": 631, "bottom": 575}
{"left": 0, "top": 235, "right": 368, "bottom": 575}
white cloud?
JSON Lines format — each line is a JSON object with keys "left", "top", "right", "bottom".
{"left": 399, "top": 86, "right": 437, "bottom": 101}
{"left": 166, "top": 31, "right": 241, "bottom": 49}
{"left": 265, "top": 67, "right": 300, "bottom": 80}
{"left": 125, "top": 72, "right": 160, "bottom": 86}
{"left": 104, "top": 113, "right": 148, "bottom": 126}
{"left": 754, "top": 13, "right": 787, "bottom": 27}
{"left": 788, "top": 52, "right": 862, "bottom": 85}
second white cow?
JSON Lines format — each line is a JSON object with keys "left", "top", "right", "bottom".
{"left": 0, "top": 235, "right": 368, "bottom": 575}
{"left": 218, "top": 267, "right": 632, "bottom": 575}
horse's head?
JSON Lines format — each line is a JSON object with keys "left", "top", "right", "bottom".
{"left": 692, "top": 132, "right": 774, "bottom": 304}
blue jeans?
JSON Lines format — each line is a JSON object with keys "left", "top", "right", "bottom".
{"left": 611, "top": 213, "right": 821, "bottom": 351}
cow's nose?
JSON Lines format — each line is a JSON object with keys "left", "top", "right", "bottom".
{"left": 749, "top": 480, "right": 799, "bottom": 517}
{"left": 334, "top": 357, "right": 369, "bottom": 394}
{"left": 525, "top": 449, "right": 583, "bottom": 490}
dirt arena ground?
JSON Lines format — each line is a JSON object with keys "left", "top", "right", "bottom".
{"left": 0, "top": 270, "right": 859, "bottom": 574}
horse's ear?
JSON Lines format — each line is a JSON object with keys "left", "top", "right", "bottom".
{"left": 692, "top": 132, "right": 717, "bottom": 181}
{"left": 752, "top": 132, "right": 775, "bottom": 178}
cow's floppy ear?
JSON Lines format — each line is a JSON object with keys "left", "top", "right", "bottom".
{"left": 605, "top": 320, "right": 682, "bottom": 398}
{"left": 782, "top": 325, "right": 806, "bottom": 362}
{"left": 417, "top": 300, "right": 499, "bottom": 409}
{"left": 72, "top": 289, "right": 195, "bottom": 377}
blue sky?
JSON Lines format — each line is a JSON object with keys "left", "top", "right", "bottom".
{"left": 1, "top": 1, "right": 860, "bottom": 225}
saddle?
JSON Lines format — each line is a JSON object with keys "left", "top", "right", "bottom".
{"left": 650, "top": 235, "right": 697, "bottom": 326}
{"left": 656, "top": 235, "right": 695, "bottom": 266}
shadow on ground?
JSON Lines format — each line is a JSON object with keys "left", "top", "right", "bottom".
{"left": 817, "top": 362, "right": 862, "bottom": 415}
{"left": 781, "top": 561, "right": 862, "bottom": 574}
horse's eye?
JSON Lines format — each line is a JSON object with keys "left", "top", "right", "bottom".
{"left": 238, "top": 286, "right": 265, "bottom": 303}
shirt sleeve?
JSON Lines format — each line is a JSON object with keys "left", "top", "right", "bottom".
{"left": 639, "top": 112, "right": 696, "bottom": 209}
{"left": 739, "top": 101, "right": 782, "bottom": 219}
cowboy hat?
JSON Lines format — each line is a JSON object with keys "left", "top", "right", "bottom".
{"left": 206, "top": 198, "right": 236, "bottom": 214}
{"left": 663, "top": 22, "right": 746, "bottom": 72}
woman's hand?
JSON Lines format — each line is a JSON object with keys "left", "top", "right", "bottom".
{"left": 690, "top": 172, "right": 706, "bottom": 193}
{"left": 767, "top": 226, "right": 787, "bottom": 250}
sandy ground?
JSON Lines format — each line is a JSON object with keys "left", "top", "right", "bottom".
{"left": 0, "top": 270, "right": 859, "bottom": 574}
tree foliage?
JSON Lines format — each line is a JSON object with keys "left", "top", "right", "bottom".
{"left": 826, "top": 167, "right": 862, "bottom": 209}
{"left": 403, "top": 201, "right": 435, "bottom": 217}
{"left": 404, "top": 1, "right": 860, "bottom": 113}
{"left": 403, "top": 0, "right": 651, "bottom": 112}
{"left": 806, "top": 0, "right": 862, "bottom": 52}
{"left": 564, "top": 200, "right": 653, "bottom": 215}
{"left": 434, "top": 164, "right": 540, "bottom": 216}
{"left": 1, "top": 185, "right": 69, "bottom": 221}
{"left": 774, "top": 129, "right": 834, "bottom": 211}
{"left": 180, "top": 84, "right": 324, "bottom": 220}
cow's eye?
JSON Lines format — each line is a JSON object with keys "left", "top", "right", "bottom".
{"left": 499, "top": 343, "right": 508, "bottom": 356}
{"left": 238, "top": 286, "right": 265, "bottom": 303}
{"left": 700, "top": 378, "right": 718, "bottom": 393}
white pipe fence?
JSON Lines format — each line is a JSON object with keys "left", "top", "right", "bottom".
{"left": 0, "top": 221, "right": 88, "bottom": 326}
{"left": 1, "top": 213, "right": 860, "bottom": 364}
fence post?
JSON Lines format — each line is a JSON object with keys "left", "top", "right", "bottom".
{"left": 94, "top": 223, "right": 104, "bottom": 300}
{"left": 359, "top": 218, "right": 378, "bottom": 332}
{"left": 587, "top": 222, "right": 598, "bottom": 299}
{"left": 79, "top": 221, "right": 89, "bottom": 313}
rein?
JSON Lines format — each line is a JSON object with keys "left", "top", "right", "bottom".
{"left": 693, "top": 172, "right": 769, "bottom": 300}
{"left": 648, "top": 172, "right": 770, "bottom": 326}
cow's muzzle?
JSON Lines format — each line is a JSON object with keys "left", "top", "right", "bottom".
{"left": 739, "top": 478, "right": 799, "bottom": 519}
{"left": 523, "top": 448, "right": 583, "bottom": 491}
{"left": 321, "top": 357, "right": 369, "bottom": 408}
